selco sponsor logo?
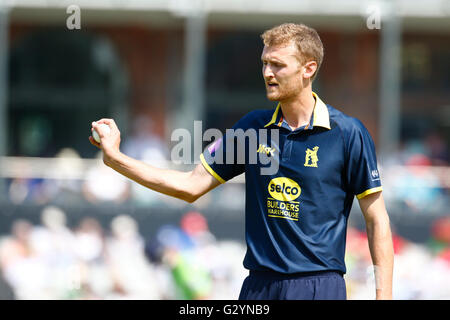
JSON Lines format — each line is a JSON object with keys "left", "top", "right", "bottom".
{"left": 268, "top": 177, "right": 301, "bottom": 202}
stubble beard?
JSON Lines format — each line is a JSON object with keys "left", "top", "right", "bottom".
{"left": 265, "top": 83, "right": 300, "bottom": 102}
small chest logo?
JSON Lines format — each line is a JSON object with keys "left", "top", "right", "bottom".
{"left": 304, "top": 146, "right": 319, "bottom": 167}
{"left": 257, "top": 143, "right": 275, "bottom": 157}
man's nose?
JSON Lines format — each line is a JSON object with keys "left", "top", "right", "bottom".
{"left": 263, "top": 65, "right": 274, "bottom": 79}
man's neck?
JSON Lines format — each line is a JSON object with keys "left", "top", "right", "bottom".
{"left": 279, "top": 88, "right": 316, "bottom": 131}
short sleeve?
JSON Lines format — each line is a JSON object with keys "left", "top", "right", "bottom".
{"left": 200, "top": 121, "right": 246, "bottom": 184}
{"left": 345, "top": 119, "right": 382, "bottom": 199}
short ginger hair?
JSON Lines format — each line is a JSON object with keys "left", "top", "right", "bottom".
{"left": 261, "top": 23, "right": 324, "bottom": 80}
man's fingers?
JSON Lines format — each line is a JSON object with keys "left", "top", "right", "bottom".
{"left": 94, "top": 118, "right": 119, "bottom": 131}
{"left": 92, "top": 123, "right": 108, "bottom": 137}
{"left": 92, "top": 121, "right": 114, "bottom": 138}
{"left": 91, "top": 118, "right": 119, "bottom": 149}
{"left": 88, "top": 135, "right": 101, "bottom": 148}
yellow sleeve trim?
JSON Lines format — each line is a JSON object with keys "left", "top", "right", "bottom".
{"left": 200, "top": 153, "right": 226, "bottom": 184}
{"left": 356, "top": 186, "right": 383, "bottom": 199}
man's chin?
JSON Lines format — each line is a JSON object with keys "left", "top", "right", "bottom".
{"left": 266, "top": 93, "right": 280, "bottom": 101}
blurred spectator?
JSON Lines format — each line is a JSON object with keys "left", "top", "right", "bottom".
{"left": 53, "top": 148, "right": 84, "bottom": 193}
{"left": 145, "top": 224, "right": 212, "bottom": 300}
{"left": 431, "top": 216, "right": 450, "bottom": 245}
{"left": 397, "top": 157, "right": 443, "bottom": 212}
{"left": 73, "top": 218, "right": 106, "bottom": 264}
{"left": 143, "top": 212, "right": 250, "bottom": 300}
{"left": 424, "top": 131, "right": 449, "bottom": 166}
{"left": 180, "top": 211, "right": 215, "bottom": 246}
{"left": 5, "top": 156, "right": 46, "bottom": 205}
{"left": 179, "top": 211, "right": 233, "bottom": 296}
{"left": 44, "top": 148, "right": 85, "bottom": 205}
{"left": 427, "top": 215, "right": 450, "bottom": 265}
{"left": 121, "top": 116, "right": 172, "bottom": 207}
{"left": 0, "top": 220, "right": 33, "bottom": 273}
{"left": 6, "top": 148, "right": 87, "bottom": 206}
{"left": 0, "top": 213, "right": 53, "bottom": 299}
{"left": 122, "top": 116, "right": 169, "bottom": 162}
{"left": 30, "top": 206, "right": 76, "bottom": 260}
{"left": 344, "top": 225, "right": 450, "bottom": 299}
{"left": 105, "top": 215, "right": 162, "bottom": 299}
{"left": 382, "top": 138, "right": 446, "bottom": 214}
{"left": 0, "top": 208, "right": 248, "bottom": 300}
{"left": 8, "top": 178, "right": 30, "bottom": 205}
{"left": 82, "top": 151, "right": 130, "bottom": 204}
{"left": 1, "top": 210, "right": 450, "bottom": 299}
{"left": 29, "top": 206, "right": 81, "bottom": 299}
{"left": 71, "top": 217, "right": 109, "bottom": 299}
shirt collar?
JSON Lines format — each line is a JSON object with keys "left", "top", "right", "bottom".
{"left": 263, "top": 92, "right": 331, "bottom": 130}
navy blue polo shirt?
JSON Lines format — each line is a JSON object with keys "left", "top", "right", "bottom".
{"left": 200, "top": 92, "right": 382, "bottom": 274}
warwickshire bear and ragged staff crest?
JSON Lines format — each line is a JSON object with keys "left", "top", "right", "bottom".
{"left": 304, "top": 146, "right": 319, "bottom": 168}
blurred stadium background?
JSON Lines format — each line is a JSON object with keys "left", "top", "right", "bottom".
{"left": 0, "top": 0, "right": 449, "bottom": 300}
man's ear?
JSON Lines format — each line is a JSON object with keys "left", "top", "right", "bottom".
{"left": 302, "top": 61, "right": 318, "bottom": 80}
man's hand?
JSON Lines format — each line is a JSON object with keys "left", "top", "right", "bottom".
{"left": 89, "top": 119, "right": 121, "bottom": 166}
{"left": 358, "top": 191, "right": 394, "bottom": 300}
{"left": 88, "top": 118, "right": 221, "bottom": 203}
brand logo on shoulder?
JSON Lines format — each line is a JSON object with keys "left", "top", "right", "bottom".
{"left": 304, "top": 146, "right": 319, "bottom": 167}
{"left": 268, "top": 177, "right": 301, "bottom": 202}
{"left": 371, "top": 170, "right": 379, "bottom": 178}
{"left": 371, "top": 169, "right": 380, "bottom": 181}
{"left": 207, "top": 137, "right": 222, "bottom": 155}
{"left": 257, "top": 143, "right": 275, "bottom": 157}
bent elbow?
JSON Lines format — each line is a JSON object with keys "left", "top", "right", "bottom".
{"left": 179, "top": 190, "right": 200, "bottom": 204}
{"left": 184, "top": 196, "right": 197, "bottom": 204}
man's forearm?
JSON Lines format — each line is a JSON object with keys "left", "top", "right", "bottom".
{"left": 365, "top": 215, "right": 394, "bottom": 299}
{"left": 104, "top": 150, "right": 195, "bottom": 202}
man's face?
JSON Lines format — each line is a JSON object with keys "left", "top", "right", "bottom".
{"left": 261, "top": 43, "right": 304, "bottom": 102}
